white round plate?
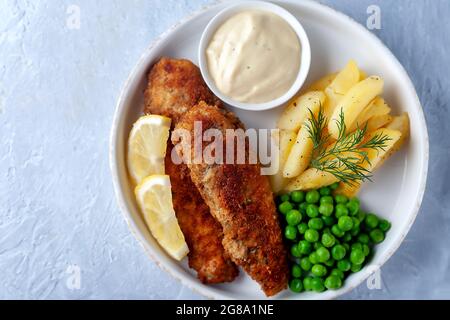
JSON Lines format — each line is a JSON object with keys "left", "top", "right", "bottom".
{"left": 110, "top": 0, "right": 429, "bottom": 300}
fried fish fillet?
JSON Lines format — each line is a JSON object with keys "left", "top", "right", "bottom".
{"left": 165, "top": 145, "right": 238, "bottom": 283}
{"left": 144, "top": 57, "right": 238, "bottom": 284}
{"left": 144, "top": 57, "right": 220, "bottom": 124}
{"left": 173, "top": 102, "right": 289, "bottom": 296}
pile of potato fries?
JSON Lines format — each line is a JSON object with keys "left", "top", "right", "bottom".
{"left": 271, "top": 60, "right": 410, "bottom": 197}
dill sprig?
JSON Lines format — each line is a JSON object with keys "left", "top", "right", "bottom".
{"left": 305, "top": 107, "right": 392, "bottom": 186}
{"left": 305, "top": 107, "right": 328, "bottom": 149}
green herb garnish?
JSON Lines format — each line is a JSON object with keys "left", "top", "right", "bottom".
{"left": 305, "top": 107, "right": 392, "bottom": 186}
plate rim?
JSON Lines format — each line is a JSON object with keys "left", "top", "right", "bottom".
{"left": 110, "top": 0, "right": 429, "bottom": 300}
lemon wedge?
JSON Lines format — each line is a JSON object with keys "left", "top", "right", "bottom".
{"left": 135, "top": 175, "right": 189, "bottom": 261}
{"left": 127, "top": 115, "right": 171, "bottom": 185}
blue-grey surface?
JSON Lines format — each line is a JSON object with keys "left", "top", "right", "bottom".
{"left": 0, "top": 0, "right": 448, "bottom": 300}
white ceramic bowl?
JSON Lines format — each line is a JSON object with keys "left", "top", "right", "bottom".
{"left": 198, "top": 1, "right": 311, "bottom": 111}
{"left": 110, "top": 0, "right": 428, "bottom": 300}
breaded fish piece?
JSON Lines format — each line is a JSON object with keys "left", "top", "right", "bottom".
{"left": 145, "top": 57, "right": 238, "bottom": 284}
{"left": 165, "top": 145, "right": 238, "bottom": 283}
{"left": 144, "top": 57, "right": 220, "bottom": 124}
{"left": 173, "top": 102, "right": 289, "bottom": 296}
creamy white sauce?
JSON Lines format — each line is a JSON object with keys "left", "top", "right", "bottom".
{"left": 206, "top": 10, "right": 301, "bottom": 104}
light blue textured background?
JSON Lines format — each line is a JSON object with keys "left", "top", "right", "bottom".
{"left": 0, "top": 0, "right": 448, "bottom": 300}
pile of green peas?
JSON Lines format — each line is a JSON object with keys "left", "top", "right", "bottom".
{"left": 277, "top": 183, "right": 391, "bottom": 293}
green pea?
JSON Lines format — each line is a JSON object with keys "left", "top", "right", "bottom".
{"left": 351, "top": 219, "right": 361, "bottom": 236}
{"left": 306, "top": 190, "right": 320, "bottom": 204}
{"left": 358, "top": 234, "right": 370, "bottom": 244}
{"left": 320, "top": 196, "right": 334, "bottom": 205}
{"left": 335, "top": 194, "right": 348, "bottom": 204}
{"left": 285, "top": 226, "right": 297, "bottom": 240}
{"left": 347, "top": 200, "right": 360, "bottom": 216}
{"left": 305, "top": 229, "right": 319, "bottom": 243}
{"left": 370, "top": 229, "right": 385, "bottom": 244}
{"left": 314, "top": 242, "right": 324, "bottom": 251}
{"left": 319, "top": 187, "right": 331, "bottom": 196}
{"left": 330, "top": 182, "right": 339, "bottom": 190}
{"left": 286, "top": 210, "right": 302, "bottom": 226}
{"left": 316, "top": 247, "right": 331, "bottom": 263}
{"left": 291, "top": 244, "right": 302, "bottom": 258}
{"left": 292, "top": 264, "right": 303, "bottom": 278}
{"left": 337, "top": 259, "right": 351, "bottom": 272}
{"left": 331, "top": 244, "right": 347, "bottom": 261}
{"left": 297, "top": 223, "right": 308, "bottom": 235}
{"left": 299, "top": 202, "right": 308, "bottom": 215}
{"left": 308, "top": 218, "right": 324, "bottom": 230}
{"left": 338, "top": 216, "right": 354, "bottom": 232}
{"left": 290, "top": 191, "right": 305, "bottom": 203}
{"left": 280, "top": 194, "right": 290, "bottom": 203}
{"left": 342, "top": 243, "right": 350, "bottom": 252}
{"left": 300, "top": 257, "right": 312, "bottom": 271}
{"left": 309, "top": 252, "right": 320, "bottom": 264}
{"left": 322, "top": 216, "right": 335, "bottom": 227}
{"left": 325, "top": 275, "right": 342, "bottom": 290}
{"left": 303, "top": 277, "right": 313, "bottom": 291}
{"left": 357, "top": 210, "right": 366, "bottom": 223}
{"left": 350, "top": 249, "right": 365, "bottom": 265}
{"left": 350, "top": 226, "right": 360, "bottom": 237}
{"left": 335, "top": 204, "right": 349, "bottom": 218}
{"left": 362, "top": 244, "right": 370, "bottom": 257}
{"left": 331, "top": 268, "right": 344, "bottom": 280}
{"left": 379, "top": 219, "right": 391, "bottom": 232}
{"left": 324, "top": 258, "right": 335, "bottom": 267}
{"left": 350, "top": 197, "right": 360, "bottom": 205}
{"left": 322, "top": 233, "right": 336, "bottom": 248}
{"left": 312, "top": 264, "right": 327, "bottom": 277}
{"left": 298, "top": 240, "right": 312, "bottom": 255}
{"left": 311, "top": 278, "right": 325, "bottom": 292}
{"left": 351, "top": 243, "right": 363, "bottom": 251}
{"left": 352, "top": 217, "right": 361, "bottom": 230}
{"left": 306, "top": 204, "right": 319, "bottom": 218}
{"left": 343, "top": 232, "right": 352, "bottom": 243}
{"left": 319, "top": 203, "right": 334, "bottom": 217}
{"left": 331, "top": 225, "right": 345, "bottom": 238}
{"left": 351, "top": 263, "right": 363, "bottom": 273}
{"left": 365, "top": 213, "right": 379, "bottom": 229}
{"left": 279, "top": 201, "right": 293, "bottom": 215}
{"left": 290, "top": 279, "right": 304, "bottom": 293}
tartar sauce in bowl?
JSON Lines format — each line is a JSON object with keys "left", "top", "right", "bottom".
{"left": 206, "top": 10, "right": 301, "bottom": 104}
{"left": 199, "top": 1, "right": 311, "bottom": 111}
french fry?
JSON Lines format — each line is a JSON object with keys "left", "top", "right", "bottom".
{"left": 366, "top": 97, "right": 391, "bottom": 119}
{"left": 375, "top": 113, "right": 410, "bottom": 169}
{"left": 283, "top": 102, "right": 322, "bottom": 178}
{"left": 385, "top": 113, "right": 410, "bottom": 151}
{"left": 307, "top": 73, "right": 337, "bottom": 91}
{"left": 328, "top": 76, "right": 384, "bottom": 139}
{"left": 351, "top": 97, "right": 391, "bottom": 131}
{"left": 366, "top": 114, "right": 393, "bottom": 132}
{"left": 359, "top": 70, "right": 368, "bottom": 80}
{"left": 284, "top": 168, "right": 338, "bottom": 192}
{"left": 277, "top": 91, "right": 326, "bottom": 131}
{"left": 269, "top": 130, "right": 297, "bottom": 194}
{"left": 335, "top": 128, "right": 402, "bottom": 197}
{"left": 324, "top": 60, "right": 361, "bottom": 119}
